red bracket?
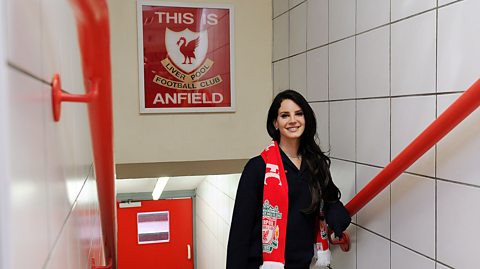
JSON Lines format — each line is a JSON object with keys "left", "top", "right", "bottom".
{"left": 51, "top": 73, "right": 96, "bottom": 122}
{"left": 329, "top": 230, "right": 351, "bottom": 252}
{"left": 91, "top": 257, "right": 113, "bottom": 269}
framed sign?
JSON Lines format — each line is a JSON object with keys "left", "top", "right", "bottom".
{"left": 137, "top": 1, "right": 235, "bottom": 113}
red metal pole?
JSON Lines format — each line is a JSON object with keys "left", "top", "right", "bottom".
{"left": 68, "top": 0, "right": 116, "bottom": 267}
{"left": 345, "top": 79, "right": 480, "bottom": 216}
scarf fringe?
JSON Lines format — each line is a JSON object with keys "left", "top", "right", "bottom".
{"left": 315, "top": 249, "right": 331, "bottom": 267}
{"left": 260, "top": 261, "right": 285, "bottom": 269}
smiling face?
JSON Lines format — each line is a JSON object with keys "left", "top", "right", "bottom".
{"left": 274, "top": 99, "right": 305, "bottom": 142}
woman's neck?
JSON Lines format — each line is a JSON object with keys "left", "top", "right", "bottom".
{"left": 279, "top": 139, "right": 300, "bottom": 158}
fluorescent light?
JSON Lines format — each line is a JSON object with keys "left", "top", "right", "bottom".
{"left": 152, "top": 177, "right": 169, "bottom": 200}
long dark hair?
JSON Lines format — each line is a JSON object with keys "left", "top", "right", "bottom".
{"left": 266, "top": 90, "right": 340, "bottom": 214}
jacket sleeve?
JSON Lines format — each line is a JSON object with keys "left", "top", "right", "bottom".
{"left": 226, "top": 157, "right": 264, "bottom": 269}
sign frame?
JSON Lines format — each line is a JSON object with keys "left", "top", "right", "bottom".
{"left": 137, "top": 1, "right": 235, "bottom": 113}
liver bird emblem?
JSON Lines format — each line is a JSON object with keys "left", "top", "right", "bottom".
{"left": 177, "top": 37, "right": 200, "bottom": 64}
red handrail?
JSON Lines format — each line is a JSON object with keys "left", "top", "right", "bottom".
{"left": 330, "top": 79, "right": 480, "bottom": 251}
{"left": 67, "top": 0, "right": 115, "bottom": 267}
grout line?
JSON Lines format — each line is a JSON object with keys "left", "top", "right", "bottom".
{"left": 305, "top": 90, "right": 465, "bottom": 103}
{"left": 7, "top": 62, "right": 51, "bottom": 86}
{"left": 389, "top": 0, "right": 393, "bottom": 266}
{"left": 353, "top": 224, "right": 454, "bottom": 268}
{"left": 42, "top": 164, "right": 94, "bottom": 269}
{"left": 434, "top": 0, "right": 439, "bottom": 263}
{"left": 331, "top": 156, "right": 480, "bottom": 189}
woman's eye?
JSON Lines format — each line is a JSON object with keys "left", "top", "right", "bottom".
{"left": 296, "top": 112, "right": 304, "bottom": 116}
{"left": 281, "top": 114, "right": 288, "bottom": 118}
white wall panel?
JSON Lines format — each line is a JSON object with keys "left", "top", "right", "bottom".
{"left": 273, "top": 59, "right": 289, "bottom": 94}
{"left": 391, "top": 174, "right": 435, "bottom": 258}
{"left": 273, "top": 13, "right": 289, "bottom": 61}
{"left": 311, "top": 102, "right": 329, "bottom": 150}
{"left": 328, "top": 0, "right": 355, "bottom": 42}
{"left": 289, "top": 52, "right": 307, "bottom": 96}
{"left": 437, "top": 94, "right": 480, "bottom": 186}
{"left": 273, "top": 0, "right": 289, "bottom": 18}
{"left": 42, "top": 0, "right": 85, "bottom": 94}
{"left": 306, "top": 0, "right": 328, "bottom": 49}
{"left": 330, "top": 159, "right": 356, "bottom": 205}
{"left": 391, "top": 11, "right": 436, "bottom": 96}
{"left": 391, "top": 0, "right": 436, "bottom": 21}
{"left": 356, "top": 26, "right": 390, "bottom": 98}
{"left": 329, "top": 37, "right": 355, "bottom": 100}
{"left": 356, "top": 0, "right": 390, "bottom": 33}
{"left": 356, "top": 165, "right": 390, "bottom": 238}
{"left": 357, "top": 228, "right": 390, "bottom": 269}
{"left": 307, "top": 46, "right": 328, "bottom": 101}
{"left": 438, "top": 0, "right": 480, "bottom": 92}
{"left": 437, "top": 181, "right": 480, "bottom": 269}
{"left": 391, "top": 243, "right": 435, "bottom": 269}
{"left": 6, "top": 0, "right": 42, "bottom": 76}
{"left": 356, "top": 99, "right": 390, "bottom": 167}
{"left": 391, "top": 96, "right": 436, "bottom": 177}
{"left": 330, "top": 101, "right": 355, "bottom": 161}
{"left": 289, "top": 2, "right": 306, "bottom": 56}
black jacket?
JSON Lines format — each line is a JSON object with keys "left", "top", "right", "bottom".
{"left": 226, "top": 150, "right": 349, "bottom": 269}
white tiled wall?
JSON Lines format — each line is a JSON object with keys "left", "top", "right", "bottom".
{"left": 2, "top": 0, "right": 106, "bottom": 268}
{"left": 273, "top": 0, "right": 480, "bottom": 268}
{"left": 195, "top": 174, "right": 240, "bottom": 269}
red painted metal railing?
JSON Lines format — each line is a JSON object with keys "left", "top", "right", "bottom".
{"left": 330, "top": 79, "right": 480, "bottom": 251}
{"left": 52, "top": 0, "right": 115, "bottom": 268}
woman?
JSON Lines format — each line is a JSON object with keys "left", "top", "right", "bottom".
{"left": 226, "top": 90, "right": 351, "bottom": 269}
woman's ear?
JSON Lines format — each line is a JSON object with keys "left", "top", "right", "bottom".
{"left": 274, "top": 120, "right": 278, "bottom": 130}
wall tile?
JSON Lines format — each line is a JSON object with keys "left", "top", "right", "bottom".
{"left": 391, "top": 243, "right": 435, "bottom": 269}
{"left": 330, "top": 101, "right": 355, "bottom": 161}
{"left": 274, "top": 59, "right": 290, "bottom": 94}
{"left": 329, "top": 0, "right": 356, "bottom": 42}
{"left": 391, "top": 0, "right": 436, "bottom": 21}
{"left": 391, "top": 96, "right": 436, "bottom": 177}
{"left": 273, "top": 13, "right": 289, "bottom": 61}
{"left": 330, "top": 159, "right": 356, "bottom": 204}
{"left": 391, "top": 11, "right": 436, "bottom": 96}
{"left": 356, "top": 26, "right": 390, "bottom": 98}
{"left": 8, "top": 69, "right": 49, "bottom": 269}
{"left": 356, "top": 98, "right": 390, "bottom": 167}
{"left": 307, "top": 0, "right": 328, "bottom": 49}
{"left": 438, "top": 0, "right": 480, "bottom": 92}
{"left": 329, "top": 37, "right": 355, "bottom": 100}
{"left": 311, "top": 102, "right": 329, "bottom": 150}
{"left": 437, "top": 94, "right": 480, "bottom": 186}
{"left": 357, "top": 228, "right": 390, "bottom": 269}
{"left": 289, "top": 2, "right": 307, "bottom": 56}
{"left": 289, "top": 52, "right": 307, "bottom": 96}
{"left": 273, "top": 0, "right": 289, "bottom": 18}
{"left": 356, "top": 165, "right": 390, "bottom": 238}
{"left": 437, "top": 181, "right": 480, "bottom": 269}
{"left": 7, "top": 0, "right": 42, "bottom": 77}
{"left": 307, "top": 46, "right": 328, "bottom": 101}
{"left": 356, "top": 0, "right": 390, "bottom": 33}
{"left": 391, "top": 174, "right": 435, "bottom": 257}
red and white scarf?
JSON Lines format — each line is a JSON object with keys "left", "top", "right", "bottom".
{"left": 260, "top": 141, "right": 330, "bottom": 269}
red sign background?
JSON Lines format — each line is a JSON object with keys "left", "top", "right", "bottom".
{"left": 139, "top": 4, "right": 233, "bottom": 112}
